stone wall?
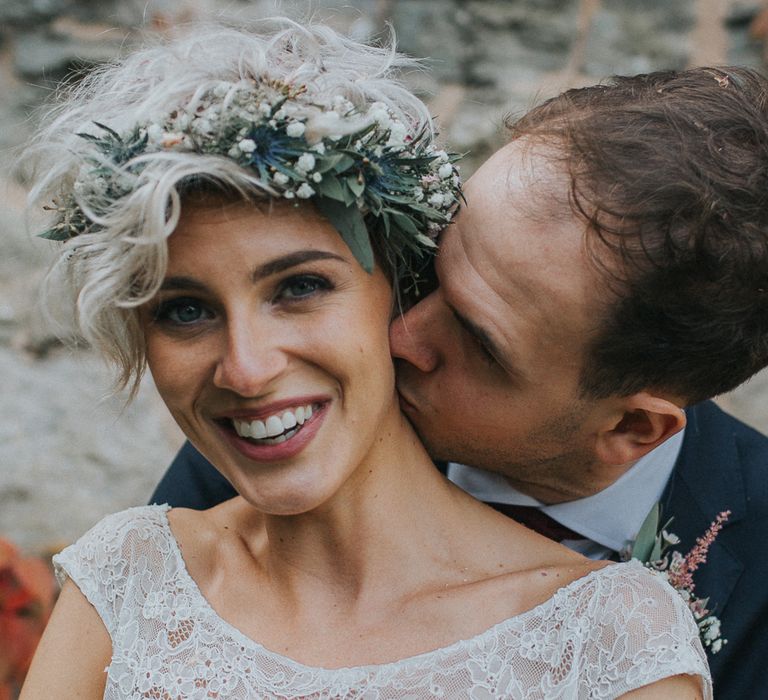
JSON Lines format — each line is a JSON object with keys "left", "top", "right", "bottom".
{"left": 2, "top": 0, "right": 767, "bottom": 551}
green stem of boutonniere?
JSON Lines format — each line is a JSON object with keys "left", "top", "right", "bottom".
{"left": 624, "top": 503, "right": 731, "bottom": 654}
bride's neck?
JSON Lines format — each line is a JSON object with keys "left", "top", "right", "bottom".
{"left": 249, "top": 412, "right": 456, "bottom": 602}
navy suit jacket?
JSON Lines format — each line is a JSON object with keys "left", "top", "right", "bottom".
{"left": 150, "top": 400, "right": 768, "bottom": 698}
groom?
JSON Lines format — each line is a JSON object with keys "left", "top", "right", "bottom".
{"left": 152, "top": 67, "right": 768, "bottom": 697}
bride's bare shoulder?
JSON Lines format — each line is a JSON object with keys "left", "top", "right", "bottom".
{"left": 166, "top": 498, "right": 266, "bottom": 582}
{"left": 451, "top": 504, "right": 611, "bottom": 618}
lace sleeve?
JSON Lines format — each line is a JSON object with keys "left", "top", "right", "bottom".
{"left": 584, "top": 563, "right": 713, "bottom": 698}
{"left": 52, "top": 505, "right": 171, "bottom": 640}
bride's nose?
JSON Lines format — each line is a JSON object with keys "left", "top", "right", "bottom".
{"left": 213, "top": 315, "right": 288, "bottom": 396}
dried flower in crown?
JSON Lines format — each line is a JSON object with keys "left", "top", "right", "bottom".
{"left": 40, "top": 78, "right": 463, "bottom": 289}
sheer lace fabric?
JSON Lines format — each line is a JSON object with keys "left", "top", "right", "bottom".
{"left": 54, "top": 506, "right": 712, "bottom": 699}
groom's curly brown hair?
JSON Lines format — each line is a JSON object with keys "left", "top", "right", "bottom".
{"left": 508, "top": 66, "right": 768, "bottom": 405}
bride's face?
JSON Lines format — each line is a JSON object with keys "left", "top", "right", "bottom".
{"left": 141, "top": 199, "right": 399, "bottom": 514}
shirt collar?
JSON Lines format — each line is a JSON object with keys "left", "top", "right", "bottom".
{"left": 447, "top": 428, "right": 684, "bottom": 553}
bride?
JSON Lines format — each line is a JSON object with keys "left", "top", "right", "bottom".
{"left": 21, "top": 20, "right": 710, "bottom": 699}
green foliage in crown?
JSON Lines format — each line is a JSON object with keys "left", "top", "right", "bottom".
{"left": 41, "top": 78, "right": 462, "bottom": 288}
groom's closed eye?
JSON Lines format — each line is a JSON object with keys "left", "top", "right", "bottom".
{"left": 451, "top": 310, "right": 507, "bottom": 370}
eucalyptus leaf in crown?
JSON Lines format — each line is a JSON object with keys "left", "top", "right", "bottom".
{"left": 41, "top": 78, "right": 462, "bottom": 287}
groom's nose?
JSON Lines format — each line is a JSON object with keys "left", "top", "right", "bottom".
{"left": 389, "top": 291, "right": 442, "bottom": 373}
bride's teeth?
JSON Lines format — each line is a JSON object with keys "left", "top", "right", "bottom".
{"left": 234, "top": 420, "right": 251, "bottom": 438}
{"left": 251, "top": 419, "right": 267, "bottom": 439}
{"left": 281, "top": 410, "right": 297, "bottom": 430}
{"left": 234, "top": 403, "right": 319, "bottom": 442}
{"left": 265, "top": 415, "right": 284, "bottom": 437}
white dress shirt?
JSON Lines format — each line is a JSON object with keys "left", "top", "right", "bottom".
{"left": 447, "top": 429, "right": 685, "bottom": 559}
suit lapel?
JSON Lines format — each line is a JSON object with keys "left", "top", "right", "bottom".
{"left": 662, "top": 402, "right": 746, "bottom": 615}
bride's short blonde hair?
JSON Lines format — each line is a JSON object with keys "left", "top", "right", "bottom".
{"left": 26, "top": 19, "right": 432, "bottom": 396}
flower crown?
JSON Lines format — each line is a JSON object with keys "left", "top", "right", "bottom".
{"left": 41, "top": 78, "right": 462, "bottom": 287}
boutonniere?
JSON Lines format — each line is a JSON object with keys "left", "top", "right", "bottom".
{"left": 621, "top": 504, "right": 731, "bottom": 654}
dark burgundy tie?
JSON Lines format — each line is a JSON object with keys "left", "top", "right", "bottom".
{"left": 487, "top": 503, "right": 585, "bottom": 543}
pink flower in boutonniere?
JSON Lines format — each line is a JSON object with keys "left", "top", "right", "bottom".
{"left": 622, "top": 505, "right": 731, "bottom": 654}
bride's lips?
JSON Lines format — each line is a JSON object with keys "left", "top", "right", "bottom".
{"left": 215, "top": 396, "right": 329, "bottom": 462}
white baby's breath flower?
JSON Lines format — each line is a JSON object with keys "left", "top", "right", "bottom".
{"left": 311, "top": 142, "right": 326, "bottom": 154}
{"left": 704, "top": 619, "right": 721, "bottom": 640}
{"left": 296, "top": 153, "right": 316, "bottom": 173}
{"left": 312, "top": 172, "right": 323, "bottom": 183}
{"left": 284, "top": 190, "right": 296, "bottom": 199}
{"left": 368, "top": 102, "right": 392, "bottom": 127}
{"left": 296, "top": 183, "right": 315, "bottom": 199}
{"left": 333, "top": 96, "right": 354, "bottom": 114}
{"left": 662, "top": 530, "right": 681, "bottom": 545}
{"left": 193, "top": 118, "right": 213, "bottom": 135}
{"left": 146, "top": 123, "right": 165, "bottom": 144}
{"left": 413, "top": 187, "right": 425, "bottom": 202}
{"left": 258, "top": 102, "right": 272, "bottom": 117}
{"left": 711, "top": 639, "right": 723, "bottom": 653}
{"left": 238, "top": 139, "right": 257, "bottom": 154}
{"left": 273, "top": 172, "right": 290, "bottom": 186}
{"left": 174, "top": 113, "right": 191, "bottom": 130}
{"left": 387, "top": 121, "right": 409, "bottom": 148}
{"left": 286, "top": 121, "right": 306, "bottom": 138}
{"left": 91, "top": 176, "right": 108, "bottom": 194}
{"left": 274, "top": 108, "right": 287, "bottom": 120}
{"left": 435, "top": 150, "right": 450, "bottom": 163}
{"left": 438, "top": 163, "right": 454, "bottom": 179}
{"left": 368, "top": 101, "right": 388, "bottom": 115}
{"left": 116, "top": 173, "right": 135, "bottom": 191}
{"left": 227, "top": 146, "right": 241, "bottom": 159}
{"left": 428, "top": 192, "right": 445, "bottom": 207}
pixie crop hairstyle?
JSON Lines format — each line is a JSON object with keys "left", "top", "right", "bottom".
{"left": 26, "top": 19, "right": 439, "bottom": 396}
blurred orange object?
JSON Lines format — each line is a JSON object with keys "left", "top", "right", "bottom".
{"left": 0, "top": 538, "right": 56, "bottom": 698}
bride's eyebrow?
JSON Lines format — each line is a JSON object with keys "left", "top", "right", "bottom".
{"left": 158, "top": 277, "right": 207, "bottom": 292}
{"left": 250, "top": 250, "right": 348, "bottom": 281}
{"left": 157, "top": 250, "right": 350, "bottom": 292}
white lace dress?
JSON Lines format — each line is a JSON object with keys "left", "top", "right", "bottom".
{"left": 53, "top": 505, "right": 712, "bottom": 699}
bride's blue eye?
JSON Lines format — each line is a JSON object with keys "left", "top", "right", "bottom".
{"left": 277, "top": 275, "right": 331, "bottom": 301}
{"left": 154, "top": 298, "right": 212, "bottom": 325}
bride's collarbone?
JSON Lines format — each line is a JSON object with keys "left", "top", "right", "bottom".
{"left": 167, "top": 505, "right": 606, "bottom": 668}
{"left": 164, "top": 503, "right": 603, "bottom": 668}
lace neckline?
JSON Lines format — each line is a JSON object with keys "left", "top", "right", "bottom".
{"left": 156, "top": 504, "right": 639, "bottom": 674}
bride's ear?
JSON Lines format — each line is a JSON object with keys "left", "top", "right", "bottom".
{"left": 594, "top": 392, "right": 686, "bottom": 466}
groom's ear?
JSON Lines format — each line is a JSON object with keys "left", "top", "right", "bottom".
{"left": 594, "top": 392, "right": 686, "bottom": 467}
